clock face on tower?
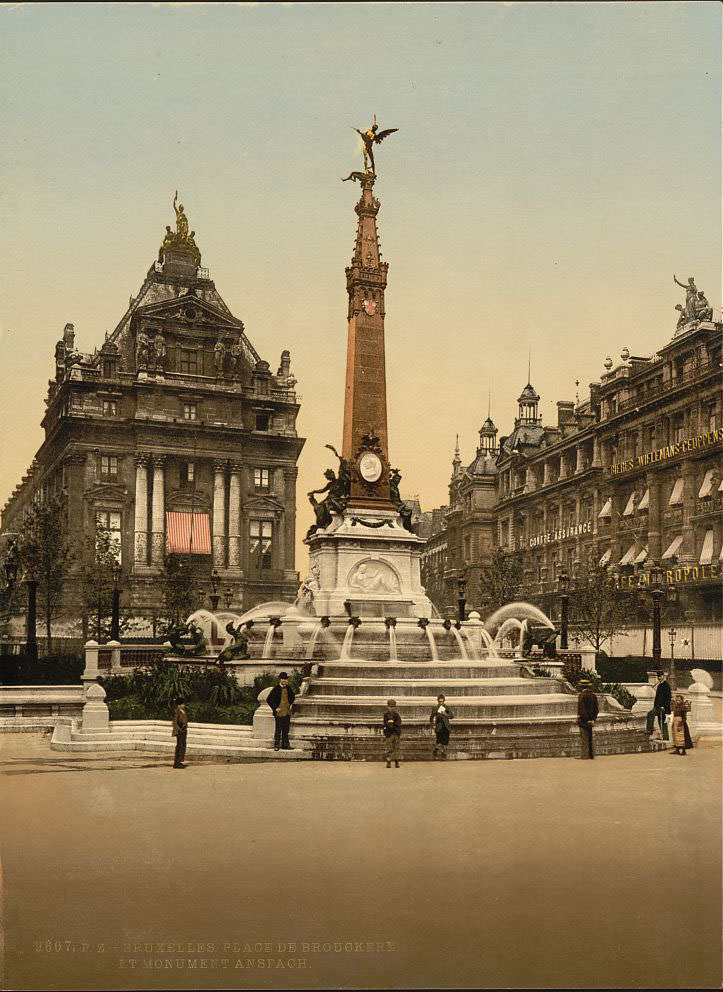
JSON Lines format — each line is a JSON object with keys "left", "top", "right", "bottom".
{"left": 358, "top": 451, "right": 382, "bottom": 483}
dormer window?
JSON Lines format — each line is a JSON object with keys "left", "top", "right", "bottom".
{"left": 103, "top": 400, "right": 117, "bottom": 417}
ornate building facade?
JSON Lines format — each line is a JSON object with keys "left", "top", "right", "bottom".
{"left": 1, "top": 198, "right": 305, "bottom": 634}
{"left": 422, "top": 299, "right": 722, "bottom": 626}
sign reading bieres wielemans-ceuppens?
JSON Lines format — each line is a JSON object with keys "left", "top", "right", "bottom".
{"left": 610, "top": 427, "right": 723, "bottom": 476}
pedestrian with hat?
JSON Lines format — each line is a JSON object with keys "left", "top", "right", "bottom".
{"left": 172, "top": 696, "right": 188, "bottom": 768}
{"left": 646, "top": 671, "right": 672, "bottom": 741}
{"left": 577, "top": 679, "right": 599, "bottom": 759}
{"left": 430, "top": 694, "right": 454, "bottom": 759}
{"left": 381, "top": 699, "right": 402, "bottom": 768}
{"left": 267, "top": 672, "right": 295, "bottom": 751}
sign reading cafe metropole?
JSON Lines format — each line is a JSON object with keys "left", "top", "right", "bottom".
{"left": 610, "top": 427, "right": 723, "bottom": 476}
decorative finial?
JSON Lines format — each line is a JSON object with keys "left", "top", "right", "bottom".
{"left": 620, "top": 346, "right": 630, "bottom": 362}
{"left": 604, "top": 356, "right": 613, "bottom": 370}
{"left": 575, "top": 378, "right": 580, "bottom": 404}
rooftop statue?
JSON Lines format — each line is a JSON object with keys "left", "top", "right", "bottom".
{"left": 353, "top": 114, "right": 398, "bottom": 176}
{"left": 173, "top": 191, "right": 189, "bottom": 240}
{"left": 158, "top": 193, "right": 201, "bottom": 265}
{"left": 673, "top": 274, "right": 698, "bottom": 322}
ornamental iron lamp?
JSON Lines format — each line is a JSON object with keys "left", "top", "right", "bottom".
{"left": 648, "top": 563, "right": 664, "bottom": 666}
{"left": 558, "top": 567, "right": 570, "bottom": 650}
{"left": 457, "top": 575, "right": 467, "bottom": 623}
{"left": 25, "top": 567, "right": 38, "bottom": 661}
{"left": 210, "top": 568, "right": 221, "bottom": 612}
{"left": 110, "top": 559, "right": 122, "bottom": 642}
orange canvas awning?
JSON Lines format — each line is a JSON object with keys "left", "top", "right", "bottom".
{"left": 166, "top": 511, "right": 212, "bottom": 555}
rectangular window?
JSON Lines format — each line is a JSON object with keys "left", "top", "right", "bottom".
{"left": 183, "top": 403, "right": 198, "bottom": 421}
{"left": 255, "top": 413, "right": 270, "bottom": 432}
{"left": 101, "top": 455, "right": 118, "bottom": 478}
{"left": 96, "top": 510, "right": 122, "bottom": 561}
{"left": 254, "top": 468, "right": 270, "bottom": 489}
{"left": 102, "top": 400, "right": 117, "bottom": 417}
{"left": 708, "top": 403, "right": 718, "bottom": 432}
{"left": 71, "top": 392, "right": 83, "bottom": 408}
{"left": 180, "top": 462, "right": 195, "bottom": 489}
{"left": 103, "top": 360, "right": 116, "bottom": 378}
{"left": 179, "top": 350, "right": 199, "bottom": 375}
{"left": 250, "top": 520, "right": 273, "bottom": 569}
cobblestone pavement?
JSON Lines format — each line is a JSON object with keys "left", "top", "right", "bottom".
{"left": 1, "top": 732, "right": 720, "bottom": 990}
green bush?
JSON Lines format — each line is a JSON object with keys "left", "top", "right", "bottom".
{"left": 563, "top": 667, "right": 635, "bottom": 709}
{"left": 0, "top": 653, "right": 84, "bottom": 686}
{"left": 107, "top": 696, "right": 152, "bottom": 721}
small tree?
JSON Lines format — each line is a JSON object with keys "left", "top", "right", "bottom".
{"left": 17, "top": 493, "right": 73, "bottom": 655}
{"left": 81, "top": 528, "right": 122, "bottom": 642}
{"left": 158, "top": 554, "right": 196, "bottom": 633}
{"left": 476, "top": 547, "right": 524, "bottom": 616}
{"left": 569, "top": 559, "right": 635, "bottom": 657}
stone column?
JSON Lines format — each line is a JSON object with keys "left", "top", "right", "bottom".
{"left": 575, "top": 445, "right": 585, "bottom": 473}
{"left": 592, "top": 488, "right": 600, "bottom": 536}
{"left": 592, "top": 435, "right": 602, "bottom": 469}
{"left": 150, "top": 456, "right": 166, "bottom": 566}
{"left": 680, "top": 460, "right": 697, "bottom": 564}
{"left": 559, "top": 454, "right": 568, "bottom": 480}
{"left": 525, "top": 467, "right": 536, "bottom": 493}
{"left": 212, "top": 461, "right": 227, "bottom": 567}
{"left": 228, "top": 463, "right": 242, "bottom": 571}
{"left": 543, "top": 461, "right": 552, "bottom": 486}
{"left": 133, "top": 455, "right": 149, "bottom": 567}
{"left": 284, "top": 467, "right": 298, "bottom": 579}
{"left": 647, "top": 472, "right": 661, "bottom": 563}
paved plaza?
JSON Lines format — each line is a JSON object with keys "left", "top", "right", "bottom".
{"left": 1, "top": 732, "right": 721, "bottom": 991}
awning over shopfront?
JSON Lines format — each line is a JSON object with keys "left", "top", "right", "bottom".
{"left": 668, "top": 478, "right": 684, "bottom": 506}
{"left": 634, "top": 547, "right": 648, "bottom": 564}
{"left": 636, "top": 489, "right": 649, "bottom": 511}
{"left": 699, "top": 529, "right": 714, "bottom": 566}
{"left": 622, "top": 492, "right": 636, "bottom": 516}
{"left": 662, "top": 534, "right": 683, "bottom": 560}
{"left": 598, "top": 498, "right": 612, "bottom": 519}
{"left": 599, "top": 548, "right": 611, "bottom": 565}
{"left": 698, "top": 469, "right": 714, "bottom": 498}
{"left": 619, "top": 544, "right": 637, "bottom": 565}
{"left": 166, "top": 511, "right": 212, "bottom": 555}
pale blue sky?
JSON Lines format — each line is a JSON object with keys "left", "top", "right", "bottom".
{"left": 1, "top": 2, "right": 720, "bottom": 560}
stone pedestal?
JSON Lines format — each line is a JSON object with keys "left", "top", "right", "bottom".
{"left": 82, "top": 683, "right": 110, "bottom": 732}
{"left": 252, "top": 687, "right": 275, "bottom": 745}
{"left": 305, "top": 508, "right": 432, "bottom": 619}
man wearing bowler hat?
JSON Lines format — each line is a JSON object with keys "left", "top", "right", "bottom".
{"left": 267, "top": 672, "right": 295, "bottom": 750}
{"left": 577, "top": 679, "right": 599, "bottom": 759}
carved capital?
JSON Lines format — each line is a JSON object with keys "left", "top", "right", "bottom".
{"left": 135, "top": 454, "right": 150, "bottom": 469}
{"left": 229, "top": 461, "right": 243, "bottom": 475}
{"left": 152, "top": 454, "right": 167, "bottom": 470}
{"left": 213, "top": 460, "right": 227, "bottom": 475}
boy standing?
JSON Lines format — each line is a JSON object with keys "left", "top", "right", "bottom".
{"left": 430, "top": 694, "right": 454, "bottom": 759}
{"left": 382, "top": 699, "right": 402, "bottom": 768}
{"left": 172, "top": 697, "right": 188, "bottom": 768}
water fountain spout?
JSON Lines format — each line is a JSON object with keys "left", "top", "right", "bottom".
{"left": 320, "top": 616, "right": 331, "bottom": 628}
{"left": 384, "top": 617, "right": 397, "bottom": 628}
{"left": 417, "top": 617, "right": 429, "bottom": 629}
{"left": 340, "top": 618, "right": 359, "bottom": 661}
{"left": 442, "top": 619, "right": 452, "bottom": 632}
{"left": 385, "top": 617, "right": 399, "bottom": 661}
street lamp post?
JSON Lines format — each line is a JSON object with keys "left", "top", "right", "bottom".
{"left": 648, "top": 564, "right": 664, "bottom": 666}
{"left": 210, "top": 568, "right": 221, "bottom": 612}
{"left": 668, "top": 625, "right": 678, "bottom": 691}
{"left": 110, "top": 560, "right": 122, "bottom": 642}
{"left": 558, "top": 568, "right": 569, "bottom": 650}
{"left": 457, "top": 575, "right": 467, "bottom": 624}
{"left": 25, "top": 570, "right": 38, "bottom": 661}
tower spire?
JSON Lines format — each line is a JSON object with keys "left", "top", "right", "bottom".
{"left": 342, "top": 173, "right": 392, "bottom": 506}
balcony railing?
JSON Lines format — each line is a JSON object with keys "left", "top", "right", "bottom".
{"left": 616, "top": 360, "right": 718, "bottom": 414}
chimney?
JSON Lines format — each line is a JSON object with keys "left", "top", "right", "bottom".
{"left": 557, "top": 400, "right": 575, "bottom": 429}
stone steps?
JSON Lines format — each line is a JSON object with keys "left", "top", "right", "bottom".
{"left": 316, "top": 661, "right": 523, "bottom": 680}
{"left": 294, "top": 693, "right": 581, "bottom": 720}
{"left": 308, "top": 677, "right": 560, "bottom": 698}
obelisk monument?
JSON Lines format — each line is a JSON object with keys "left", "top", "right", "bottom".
{"left": 303, "top": 122, "right": 432, "bottom": 618}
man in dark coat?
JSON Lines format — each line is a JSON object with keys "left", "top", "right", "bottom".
{"left": 646, "top": 671, "right": 672, "bottom": 741}
{"left": 267, "top": 672, "right": 295, "bottom": 750}
{"left": 429, "top": 694, "right": 454, "bottom": 759}
{"left": 172, "top": 697, "right": 188, "bottom": 768}
{"left": 577, "top": 679, "right": 599, "bottom": 759}
{"left": 382, "top": 698, "right": 402, "bottom": 768}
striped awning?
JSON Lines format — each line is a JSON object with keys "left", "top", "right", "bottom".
{"left": 699, "top": 529, "right": 714, "bottom": 566}
{"left": 622, "top": 492, "right": 636, "bottom": 517}
{"left": 662, "top": 534, "right": 683, "bottom": 560}
{"left": 619, "top": 544, "right": 637, "bottom": 566}
{"left": 668, "top": 478, "right": 684, "bottom": 506}
{"left": 634, "top": 547, "right": 648, "bottom": 564}
{"left": 598, "top": 498, "right": 612, "bottom": 519}
{"left": 599, "top": 547, "right": 611, "bottom": 565}
{"left": 637, "top": 488, "right": 649, "bottom": 511}
{"left": 166, "top": 511, "right": 212, "bottom": 555}
{"left": 698, "top": 469, "right": 714, "bottom": 498}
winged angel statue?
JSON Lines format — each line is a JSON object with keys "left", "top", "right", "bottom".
{"left": 347, "top": 115, "right": 398, "bottom": 177}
